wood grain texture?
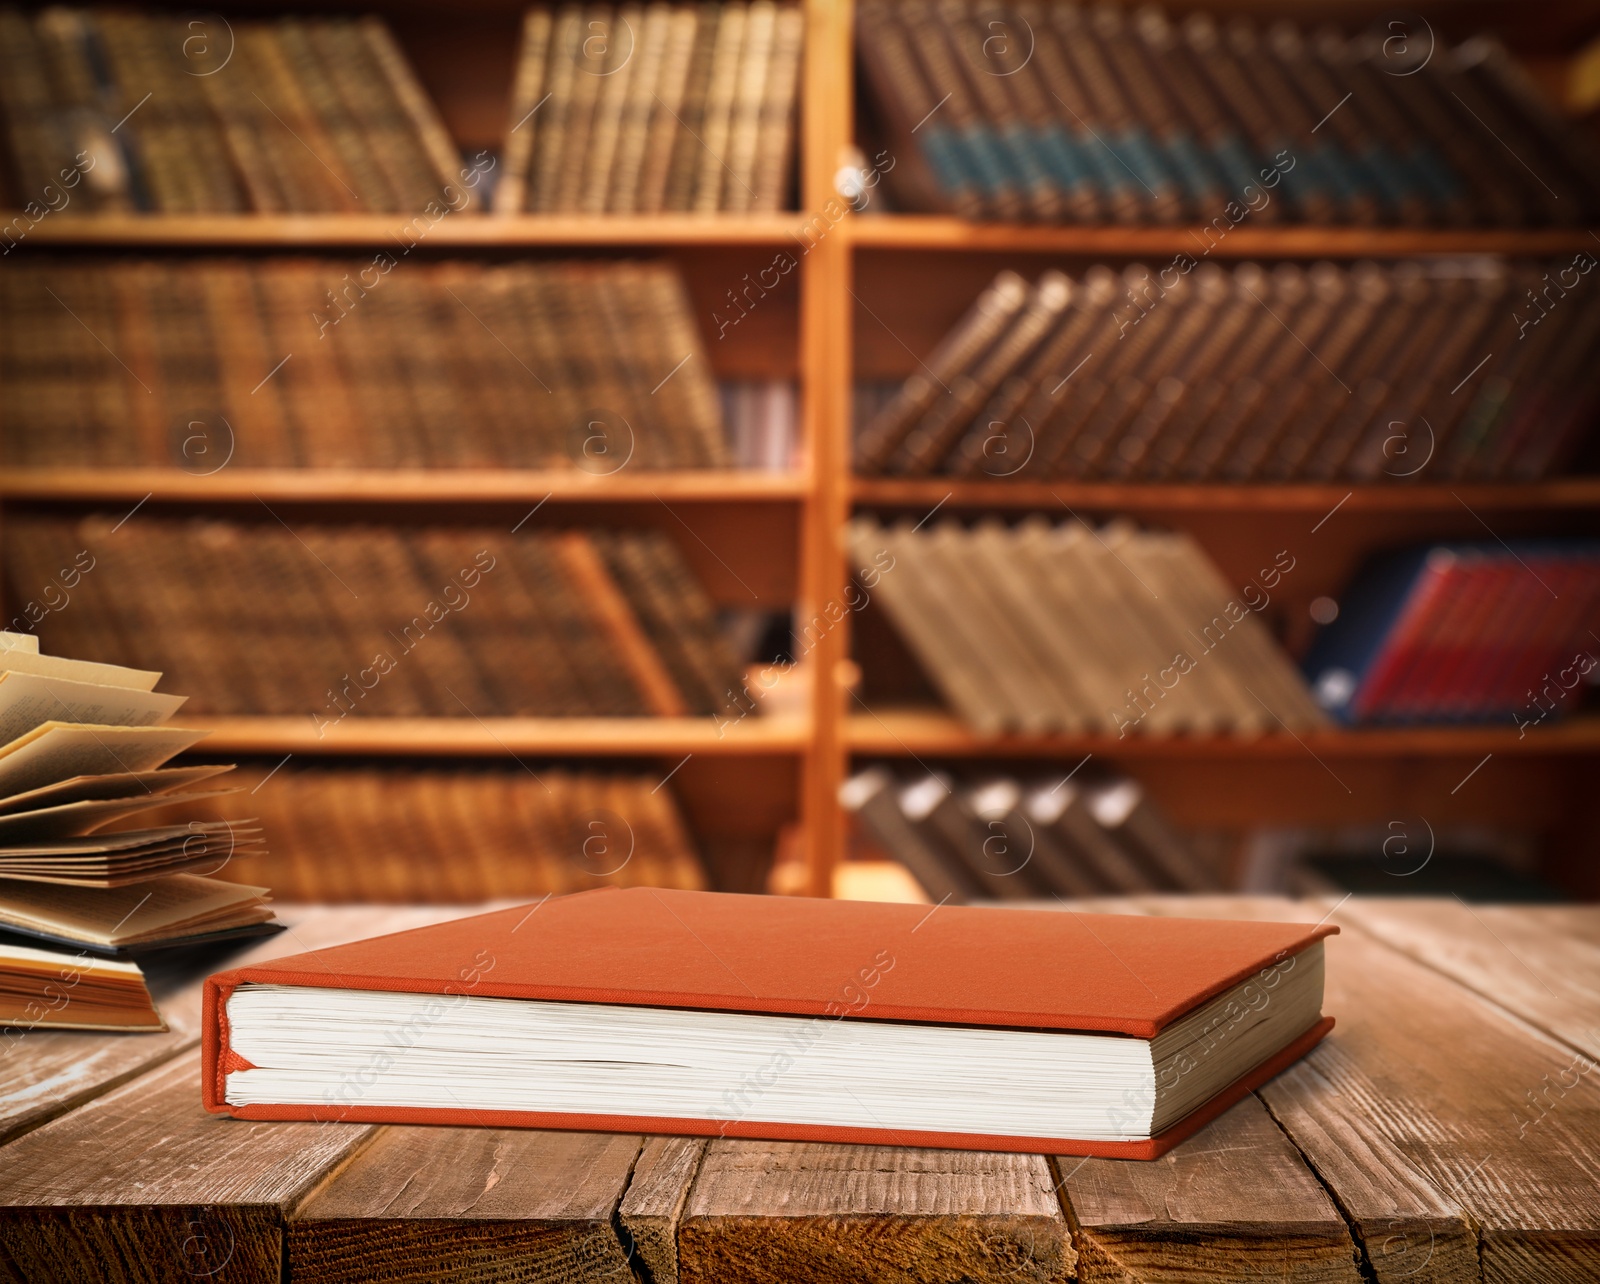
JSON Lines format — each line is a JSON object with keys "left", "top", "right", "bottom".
{"left": 0, "top": 905, "right": 466, "bottom": 1145}
{"left": 1133, "top": 895, "right": 1600, "bottom": 1282}
{"left": 0, "top": 1048, "right": 372, "bottom": 1284}
{"left": 618, "top": 1136, "right": 705, "bottom": 1284}
{"left": 289, "top": 1127, "right": 642, "bottom": 1283}
{"left": 1339, "top": 899, "right": 1600, "bottom": 1063}
{"left": 1060, "top": 1095, "right": 1362, "bottom": 1283}
{"left": 678, "top": 1141, "right": 1075, "bottom": 1283}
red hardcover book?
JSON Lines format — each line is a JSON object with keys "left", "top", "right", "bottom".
{"left": 1352, "top": 552, "right": 1459, "bottom": 720}
{"left": 202, "top": 889, "right": 1336, "bottom": 1159}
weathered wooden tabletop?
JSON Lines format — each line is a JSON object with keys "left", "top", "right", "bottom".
{"left": 0, "top": 895, "right": 1596, "bottom": 1283}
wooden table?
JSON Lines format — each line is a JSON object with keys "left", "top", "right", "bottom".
{"left": 1, "top": 896, "right": 1596, "bottom": 1283}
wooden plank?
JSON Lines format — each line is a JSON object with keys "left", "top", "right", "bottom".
{"left": 618, "top": 1137, "right": 705, "bottom": 1284}
{"left": 678, "top": 1140, "right": 1075, "bottom": 1283}
{"left": 0, "top": 1048, "right": 373, "bottom": 1284}
{"left": 180, "top": 714, "right": 810, "bottom": 757}
{"left": 0, "top": 905, "right": 465, "bottom": 1145}
{"left": 846, "top": 216, "right": 1600, "bottom": 258}
{"left": 845, "top": 712, "right": 1600, "bottom": 759}
{"left": 288, "top": 1127, "right": 642, "bottom": 1283}
{"left": 1060, "top": 1095, "right": 1362, "bottom": 1283}
{"left": 851, "top": 478, "right": 1600, "bottom": 515}
{"left": 1134, "top": 897, "right": 1600, "bottom": 1282}
{"left": 0, "top": 467, "right": 808, "bottom": 506}
{"left": 22, "top": 213, "right": 807, "bottom": 248}
{"left": 1339, "top": 899, "right": 1600, "bottom": 1063}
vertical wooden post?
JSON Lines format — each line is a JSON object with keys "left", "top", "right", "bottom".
{"left": 798, "top": 0, "right": 853, "bottom": 896}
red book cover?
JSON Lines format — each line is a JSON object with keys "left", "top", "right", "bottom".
{"left": 1415, "top": 561, "right": 1517, "bottom": 719}
{"left": 1353, "top": 553, "right": 1458, "bottom": 720}
{"left": 201, "top": 889, "right": 1337, "bottom": 1159}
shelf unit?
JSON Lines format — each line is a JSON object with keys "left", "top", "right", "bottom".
{"left": 5, "top": 0, "right": 1600, "bottom": 898}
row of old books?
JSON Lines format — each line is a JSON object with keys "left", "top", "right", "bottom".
{"left": 0, "top": 633, "right": 281, "bottom": 1034}
{"left": 495, "top": 2, "right": 802, "bottom": 214}
{"left": 858, "top": 1, "right": 1600, "bottom": 226}
{"left": 6, "top": 518, "right": 747, "bottom": 719}
{"left": 164, "top": 762, "right": 708, "bottom": 902}
{"left": 1, "top": 258, "right": 726, "bottom": 470}
{"left": 843, "top": 766, "right": 1219, "bottom": 902}
{"left": 856, "top": 262, "right": 1600, "bottom": 482}
{"left": 847, "top": 516, "right": 1327, "bottom": 735}
{"left": 0, "top": 8, "right": 468, "bottom": 214}
{"left": 1305, "top": 542, "right": 1600, "bottom": 725}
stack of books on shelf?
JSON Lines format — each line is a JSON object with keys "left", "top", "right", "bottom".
{"left": 191, "top": 762, "right": 707, "bottom": 901}
{"left": 7, "top": 517, "right": 748, "bottom": 719}
{"left": 0, "top": 8, "right": 470, "bottom": 214}
{"left": 847, "top": 516, "right": 1326, "bottom": 735}
{"left": 1, "top": 258, "right": 727, "bottom": 470}
{"left": 855, "top": 262, "right": 1600, "bottom": 482}
{"left": 1305, "top": 541, "right": 1600, "bottom": 725}
{"left": 0, "top": 633, "right": 277, "bottom": 1034}
{"left": 495, "top": 1, "right": 802, "bottom": 214}
{"left": 857, "top": 0, "right": 1600, "bottom": 225}
{"left": 843, "top": 766, "right": 1219, "bottom": 901}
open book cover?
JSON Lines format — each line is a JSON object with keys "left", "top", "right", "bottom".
{"left": 202, "top": 888, "right": 1335, "bottom": 1157}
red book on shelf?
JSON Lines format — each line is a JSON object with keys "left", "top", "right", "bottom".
{"left": 1411, "top": 561, "right": 1516, "bottom": 719}
{"left": 1353, "top": 553, "right": 1460, "bottom": 720}
{"left": 202, "top": 889, "right": 1336, "bottom": 1159}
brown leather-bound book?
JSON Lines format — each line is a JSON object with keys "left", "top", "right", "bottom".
{"left": 496, "top": 9, "right": 557, "bottom": 213}
{"left": 579, "top": 4, "right": 645, "bottom": 212}
{"left": 750, "top": 3, "right": 802, "bottom": 210}
{"left": 528, "top": 5, "right": 585, "bottom": 212}
{"left": 854, "top": 0, "right": 981, "bottom": 218}
{"left": 555, "top": 531, "right": 689, "bottom": 716}
{"left": 1267, "top": 266, "right": 1438, "bottom": 481}
{"left": 1342, "top": 270, "right": 1499, "bottom": 482}
{"left": 1023, "top": 781, "right": 1154, "bottom": 893}
{"left": 550, "top": 4, "right": 617, "bottom": 210}
{"left": 634, "top": 4, "right": 701, "bottom": 212}
{"left": 1043, "top": 265, "right": 1184, "bottom": 478}
{"left": 856, "top": 271, "right": 1029, "bottom": 473}
{"left": 1234, "top": 263, "right": 1417, "bottom": 481}
{"left": 934, "top": 0, "right": 1062, "bottom": 223}
{"left": 890, "top": 272, "right": 1072, "bottom": 474}
{"left": 1107, "top": 264, "right": 1253, "bottom": 480}
{"left": 605, "top": 2, "right": 672, "bottom": 213}
{"left": 1177, "top": 262, "right": 1347, "bottom": 481}
{"left": 360, "top": 16, "right": 470, "bottom": 210}
{"left": 277, "top": 19, "right": 395, "bottom": 209}
{"left": 203, "top": 888, "right": 1338, "bottom": 1158}
{"left": 900, "top": 0, "right": 1024, "bottom": 220}
{"left": 661, "top": 3, "right": 722, "bottom": 210}
{"left": 691, "top": 2, "right": 748, "bottom": 211}
{"left": 721, "top": 0, "right": 775, "bottom": 211}
{"left": 951, "top": 267, "right": 1117, "bottom": 479}
{"left": 1071, "top": 268, "right": 1221, "bottom": 479}
{"left": 1052, "top": 4, "right": 1180, "bottom": 224}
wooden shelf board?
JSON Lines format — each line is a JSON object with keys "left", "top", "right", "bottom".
{"left": 847, "top": 710, "right": 1600, "bottom": 758}
{"left": 851, "top": 477, "right": 1600, "bottom": 513}
{"left": 181, "top": 714, "right": 809, "bottom": 757}
{"left": 19, "top": 213, "right": 809, "bottom": 249}
{"left": 0, "top": 468, "right": 807, "bottom": 505}
{"left": 847, "top": 216, "right": 1600, "bottom": 258}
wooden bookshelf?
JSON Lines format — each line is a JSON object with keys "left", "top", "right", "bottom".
{"left": 4, "top": 0, "right": 1600, "bottom": 899}
{"left": 846, "top": 710, "right": 1600, "bottom": 758}
{"left": 22, "top": 213, "right": 810, "bottom": 249}
{"left": 847, "top": 216, "right": 1600, "bottom": 258}
{"left": 852, "top": 479, "right": 1600, "bottom": 514}
{"left": 0, "top": 468, "right": 807, "bottom": 506}
{"left": 184, "top": 715, "right": 810, "bottom": 757}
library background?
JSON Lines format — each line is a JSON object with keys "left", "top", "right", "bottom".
{"left": 4, "top": 0, "right": 1600, "bottom": 916}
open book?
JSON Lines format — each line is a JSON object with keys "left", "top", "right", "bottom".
{"left": 0, "top": 633, "right": 277, "bottom": 1032}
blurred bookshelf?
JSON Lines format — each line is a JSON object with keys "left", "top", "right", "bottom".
{"left": 3, "top": 0, "right": 1600, "bottom": 901}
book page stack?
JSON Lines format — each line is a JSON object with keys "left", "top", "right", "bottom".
{"left": 0, "top": 632, "right": 275, "bottom": 1034}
